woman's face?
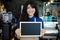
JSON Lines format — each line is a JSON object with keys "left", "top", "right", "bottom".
{"left": 27, "top": 4, "right": 35, "bottom": 16}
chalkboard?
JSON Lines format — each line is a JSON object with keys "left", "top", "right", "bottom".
{"left": 20, "top": 22, "right": 42, "bottom": 37}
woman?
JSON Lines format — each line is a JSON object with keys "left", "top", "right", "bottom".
{"left": 20, "top": 0, "right": 44, "bottom": 28}
{"left": 15, "top": 0, "right": 45, "bottom": 40}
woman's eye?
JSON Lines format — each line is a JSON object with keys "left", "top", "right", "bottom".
{"left": 27, "top": 7, "right": 30, "bottom": 9}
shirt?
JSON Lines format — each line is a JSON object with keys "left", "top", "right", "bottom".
{"left": 16, "top": 16, "right": 44, "bottom": 29}
{"left": 28, "top": 16, "right": 44, "bottom": 28}
{"left": 16, "top": 16, "right": 44, "bottom": 40}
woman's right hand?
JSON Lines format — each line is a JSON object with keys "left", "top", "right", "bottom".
{"left": 15, "top": 28, "right": 20, "bottom": 39}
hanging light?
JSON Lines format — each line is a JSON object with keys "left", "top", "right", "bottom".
{"left": 50, "top": 0, "right": 54, "bottom": 3}
{"left": 46, "top": 2, "right": 50, "bottom": 6}
{"left": 46, "top": 0, "right": 54, "bottom": 6}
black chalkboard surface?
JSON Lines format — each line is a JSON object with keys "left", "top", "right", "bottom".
{"left": 20, "top": 22, "right": 42, "bottom": 37}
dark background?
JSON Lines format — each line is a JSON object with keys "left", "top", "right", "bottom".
{"left": 0, "top": 0, "right": 60, "bottom": 19}
{"left": 21, "top": 23, "right": 41, "bottom": 35}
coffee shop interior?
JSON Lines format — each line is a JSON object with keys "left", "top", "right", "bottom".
{"left": 0, "top": 0, "right": 60, "bottom": 40}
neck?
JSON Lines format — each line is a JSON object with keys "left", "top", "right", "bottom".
{"left": 29, "top": 15, "right": 34, "bottom": 18}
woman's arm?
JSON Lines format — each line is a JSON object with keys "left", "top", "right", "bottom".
{"left": 15, "top": 28, "right": 20, "bottom": 39}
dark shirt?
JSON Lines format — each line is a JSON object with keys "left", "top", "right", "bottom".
{"left": 28, "top": 16, "right": 44, "bottom": 28}
{"left": 16, "top": 16, "right": 44, "bottom": 29}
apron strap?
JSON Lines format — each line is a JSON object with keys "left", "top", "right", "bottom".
{"left": 34, "top": 17, "right": 36, "bottom": 22}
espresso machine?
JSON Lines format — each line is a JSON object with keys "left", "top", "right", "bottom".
{"left": 2, "top": 12, "right": 12, "bottom": 40}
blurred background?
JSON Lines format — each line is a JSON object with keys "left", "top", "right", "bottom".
{"left": 0, "top": 0, "right": 60, "bottom": 40}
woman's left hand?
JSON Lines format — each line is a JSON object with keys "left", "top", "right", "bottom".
{"left": 40, "top": 29, "right": 46, "bottom": 37}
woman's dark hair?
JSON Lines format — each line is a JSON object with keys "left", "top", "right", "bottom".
{"left": 20, "top": 0, "right": 39, "bottom": 21}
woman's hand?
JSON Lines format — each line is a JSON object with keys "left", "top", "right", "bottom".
{"left": 15, "top": 28, "right": 20, "bottom": 39}
{"left": 40, "top": 29, "right": 46, "bottom": 37}
{"left": 15, "top": 28, "right": 46, "bottom": 39}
